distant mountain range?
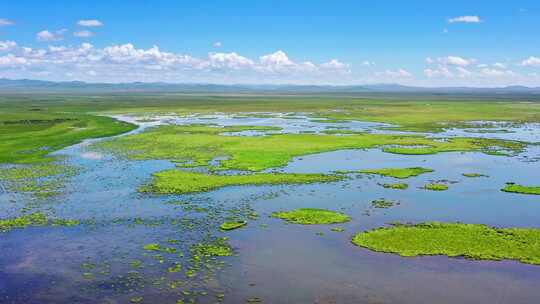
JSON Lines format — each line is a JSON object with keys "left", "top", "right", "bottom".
{"left": 1, "top": 78, "right": 540, "bottom": 95}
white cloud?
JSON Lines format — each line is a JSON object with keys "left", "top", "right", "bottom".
{"left": 0, "top": 54, "right": 28, "bottom": 67}
{"left": 0, "top": 18, "right": 14, "bottom": 26}
{"left": 480, "top": 68, "right": 512, "bottom": 77}
{"left": 379, "top": 68, "right": 412, "bottom": 78}
{"left": 492, "top": 62, "right": 506, "bottom": 69}
{"left": 77, "top": 19, "right": 103, "bottom": 27}
{"left": 37, "top": 29, "right": 66, "bottom": 42}
{"left": 521, "top": 56, "right": 540, "bottom": 67}
{"left": 213, "top": 41, "right": 222, "bottom": 48}
{"left": 321, "top": 59, "right": 349, "bottom": 70}
{"left": 456, "top": 67, "right": 472, "bottom": 78}
{"left": 74, "top": 30, "right": 94, "bottom": 38}
{"left": 0, "top": 40, "right": 17, "bottom": 51}
{"left": 442, "top": 56, "right": 474, "bottom": 67}
{"left": 259, "top": 50, "right": 294, "bottom": 68}
{"left": 448, "top": 16, "right": 481, "bottom": 23}
{"left": 424, "top": 66, "right": 453, "bottom": 78}
{"left": 206, "top": 52, "right": 254, "bottom": 70}
{"left": 362, "top": 60, "right": 375, "bottom": 66}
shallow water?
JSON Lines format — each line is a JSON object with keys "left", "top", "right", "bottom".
{"left": 1, "top": 114, "right": 540, "bottom": 303}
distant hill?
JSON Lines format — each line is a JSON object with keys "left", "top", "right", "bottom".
{"left": 1, "top": 78, "right": 540, "bottom": 95}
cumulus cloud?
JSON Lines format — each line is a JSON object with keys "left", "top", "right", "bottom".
{"left": 0, "top": 41, "right": 354, "bottom": 83}
{"left": 77, "top": 19, "right": 103, "bottom": 27}
{"left": 321, "top": 59, "right": 349, "bottom": 70}
{"left": 213, "top": 41, "right": 222, "bottom": 48}
{"left": 448, "top": 15, "right": 482, "bottom": 23}
{"left": 0, "top": 40, "right": 17, "bottom": 51}
{"left": 440, "top": 56, "right": 474, "bottom": 67}
{"left": 206, "top": 52, "right": 254, "bottom": 70}
{"left": 74, "top": 30, "right": 94, "bottom": 38}
{"left": 0, "top": 18, "right": 14, "bottom": 26}
{"left": 492, "top": 62, "right": 506, "bottom": 69}
{"left": 36, "top": 29, "right": 67, "bottom": 42}
{"left": 521, "top": 56, "right": 540, "bottom": 67}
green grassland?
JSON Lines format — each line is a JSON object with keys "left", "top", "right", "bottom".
{"left": 1, "top": 94, "right": 539, "bottom": 166}
{"left": 97, "top": 125, "right": 525, "bottom": 172}
{"left": 142, "top": 170, "right": 343, "bottom": 194}
{"left": 352, "top": 222, "right": 540, "bottom": 265}
{"left": 0, "top": 110, "right": 135, "bottom": 164}
{"left": 360, "top": 167, "right": 434, "bottom": 179}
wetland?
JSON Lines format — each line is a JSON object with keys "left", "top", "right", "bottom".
{"left": 1, "top": 94, "right": 540, "bottom": 303}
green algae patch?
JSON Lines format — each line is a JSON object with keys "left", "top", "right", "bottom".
{"left": 501, "top": 183, "right": 540, "bottom": 195}
{"left": 271, "top": 208, "right": 351, "bottom": 225}
{"left": 381, "top": 183, "right": 408, "bottom": 190}
{"left": 220, "top": 221, "right": 247, "bottom": 231}
{"left": 463, "top": 173, "right": 488, "bottom": 178}
{"left": 143, "top": 170, "right": 342, "bottom": 194}
{"left": 352, "top": 222, "right": 540, "bottom": 265}
{"left": 0, "top": 212, "right": 79, "bottom": 232}
{"left": 96, "top": 124, "right": 526, "bottom": 172}
{"left": 143, "top": 243, "right": 177, "bottom": 253}
{"left": 360, "top": 167, "right": 433, "bottom": 179}
{"left": 423, "top": 183, "right": 449, "bottom": 191}
{"left": 191, "top": 238, "right": 233, "bottom": 257}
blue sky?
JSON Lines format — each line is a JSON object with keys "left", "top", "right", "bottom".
{"left": 1, "top": 0, "right": 540, "bottom": 86}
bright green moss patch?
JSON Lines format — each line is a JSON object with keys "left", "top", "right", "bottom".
{"left": 142, "top": 170, "right": 342, "bottom": 194}
{"left": 352, "top": 222, "right": 540, "bottom": 265}
{"left": 220, "top": 221, "right": 247, "bottom": 231}
{"left": 423, "top": 183, "right": 449, "bottom": 191}
{"left": 271, "top": 208, "right": 351, "bottom": 225}
{"left": 360, "top": 167, "right": 434, "bottom": 179}
{"left": 463, "top": 173, "right": 488, "bottom": 178}
{"left": 0, "top": 212, "right": 79, "bottom": 232}
{"left": 501, "top": 183, "right": 540, "bottom": 195}
{"left": 381, "top": 183, "right": 408, "bottom": 190}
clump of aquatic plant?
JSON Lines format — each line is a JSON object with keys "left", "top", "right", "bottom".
{"left": 0, "top": 212, "right": 80, "bottom": 232}
{"left": 271, "top": 208, "right": 351, "bottom": 225}
{"left": 501, "top": 183, "right": 540, "bottom": 195}
{"left": 191, "top": 237, "right": 233, "bottom": 257}
{"left": 352, "top": 222, "right": 540, "bottom": 265}
{"left": 360, "top": 167, "right": 434, "bottom": 179}
{"left": 142, "top": 170, "right": 343, "bottom": 194}
{"left": 143, "top": 243, "right": 177, "bottom": 253}
{"left": 462, "top": 173, "right": 488, "bottom": 178}
{"left": 423, "top": 183, "right": 449, "bottom": 191}
{"left": 381, "top": 183, "right": 408, "bottom": 190}
{"left": 371, "top": 199, "right": 399, "bottom": 209}
{"left": 0, "top": 212, "right": 48, "bottom": 232}
{"left": 220, "top": 221, "right": 247, "bottom": 231}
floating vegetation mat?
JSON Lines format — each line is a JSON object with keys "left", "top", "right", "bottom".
{"left": 271, "top": 208, "right": 351, "bottom": 225}
{"left": 352, "top": 222, "right": 540, "bottom": 265}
